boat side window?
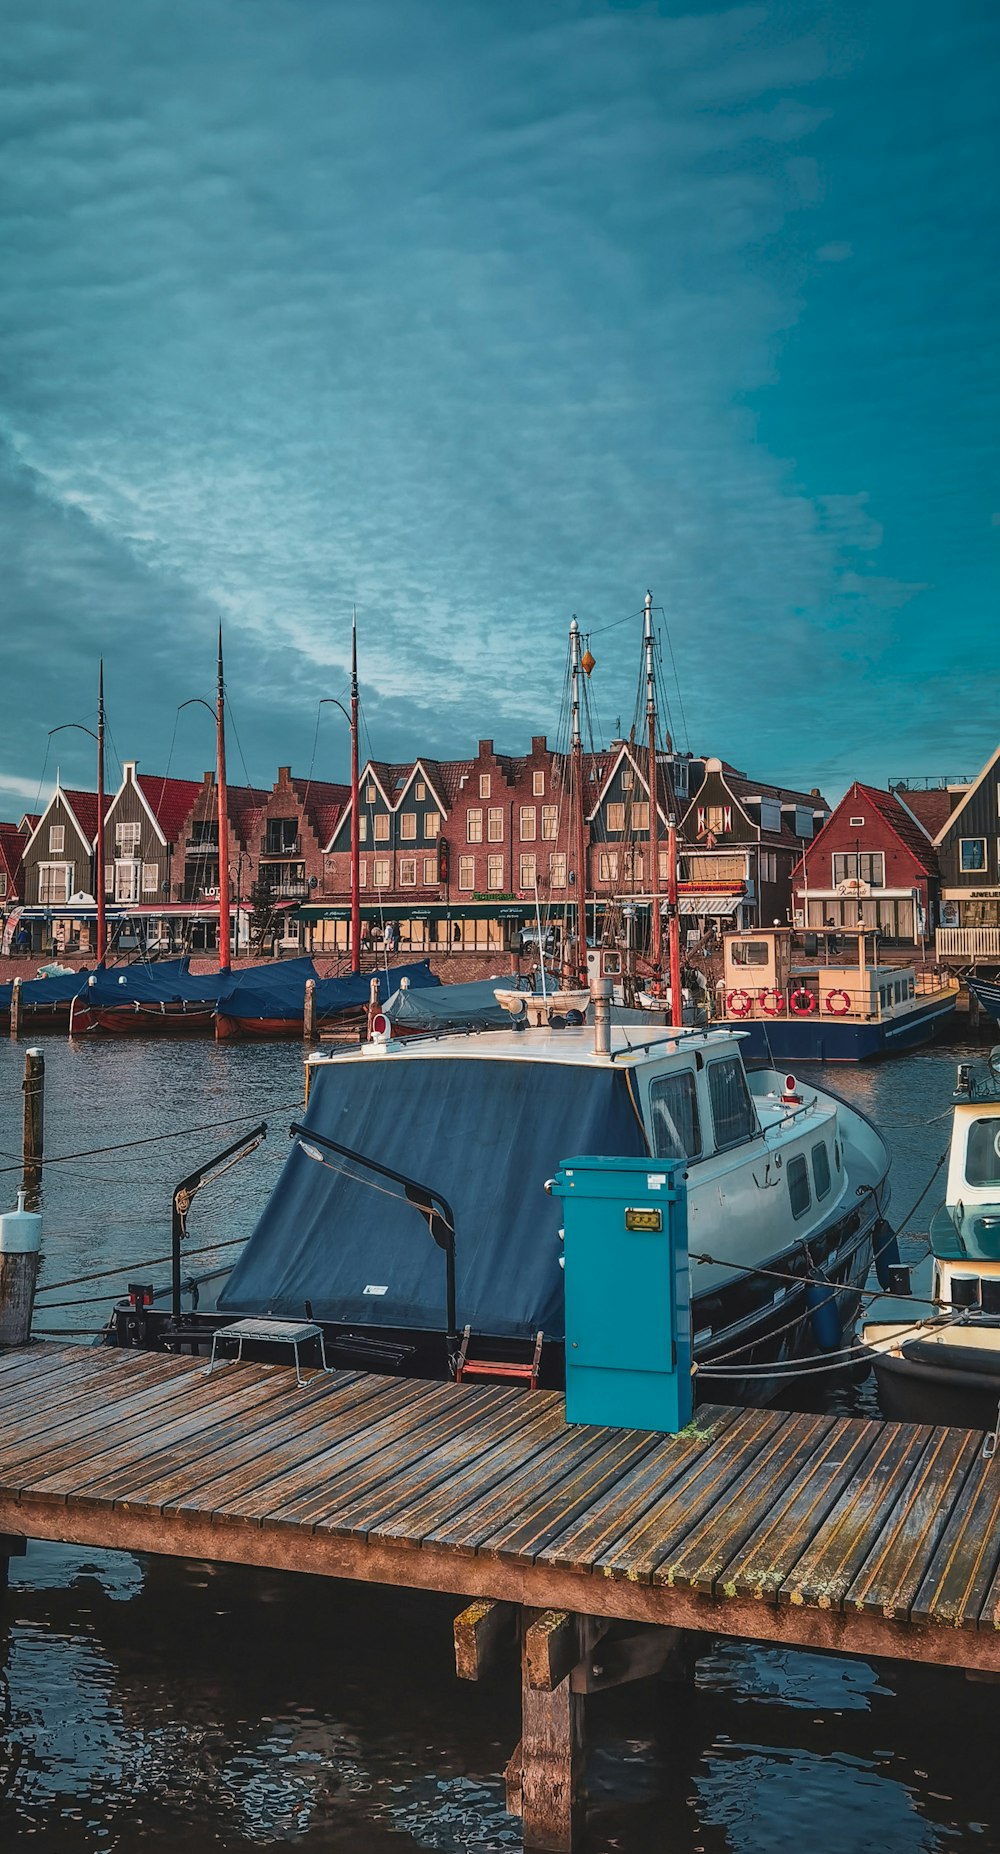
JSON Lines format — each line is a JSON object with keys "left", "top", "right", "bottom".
{"left": 731, "top": 941, "right": 769, "bottom": 967}
{"left": 649, "top": 1071, "right": 702, "bottom": 1161}
{"left": 706, "top": 1057, "right": 756, "bottom": 1150}
{"left": 787, "top": 1154, "right": 811, "bottom": 1218}
{"left": 812, "top": 1141, "right": 831, "bottom": 1200}
{"left": 965, "top": 1118, "right": 1000, "bottom": 1188}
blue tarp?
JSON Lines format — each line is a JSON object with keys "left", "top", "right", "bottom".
{"left": 382, "top": 977, "right": 510, "bottom": 1033}
{"left": 214, "top": 958, "right": 440, "bottom": 1025}
{"left": 218, "top": 1051, "right": 646, "bottom": 1339}
{"left": 73, "top": 957, "right": 215, "bottom": 1008}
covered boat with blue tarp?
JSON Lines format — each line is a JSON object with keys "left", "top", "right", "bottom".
{"left": 215, "top": 958, "right": 440, "bottom": 1040}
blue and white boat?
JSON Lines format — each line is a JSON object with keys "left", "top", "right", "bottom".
{"left": 966, "top": 974, "right": 1000, "bottom": 1032}
{"left": 116, "top": 984, "right": 893, "bottom": 1408}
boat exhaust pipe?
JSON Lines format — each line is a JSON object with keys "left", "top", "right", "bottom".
{"left": 591, "top": 977, "right": 613, "bottom": 1055}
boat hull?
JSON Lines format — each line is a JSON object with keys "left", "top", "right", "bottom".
{"left": 866, "top": 1340, "right": 1000, "bottom": 1430}
{"left": 732, "top": 992, "right": 957, "bottom": 1062}
{"left": 70, "top": 1003, "right": 217, "bottom": 1035}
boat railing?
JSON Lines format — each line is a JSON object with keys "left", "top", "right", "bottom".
{"left": 722, "top": 975, "right": 956, "bottom": 1024}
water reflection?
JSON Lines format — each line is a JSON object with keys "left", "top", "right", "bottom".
{"left": 0, "top": 1036, "right": 997, "bottom": 1850}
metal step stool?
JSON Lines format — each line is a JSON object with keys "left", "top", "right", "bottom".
{"left": 455, "top": 1325, "right": 544, "bottom": 1389}
{"left": 205, "top": 1318, "right": 333, "bottom": 1388}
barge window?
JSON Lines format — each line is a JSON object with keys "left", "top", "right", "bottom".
{"left": 965, "top": 1119, "right": 1000, "bottom": 1188}
{"left": 649, "top": 1071, "right": 702, "bottom": 1160}
{"left": 812, "top": 1142, "right": 831, "bottom": 1200}
{"left": 707, "top": 1058, "right": 756, "bottom": 1149}
{"left": 788, "top": 1154, "right": 811, "bottom": 1218}
{"left": 731, "top": 941, "right": 769, "bottom": 967}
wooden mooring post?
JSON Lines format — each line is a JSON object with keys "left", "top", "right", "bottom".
{"left": 303, "top": 978, "right": 317, "bottom": 1044}
{"left": 22, "top": 1046, "right": 44, "bottom": 1200}
{"left": 9, "top": 976, "right": 21, "bottom": 1040}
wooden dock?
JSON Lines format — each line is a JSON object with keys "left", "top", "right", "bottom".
{"left": 2, "top": 1341, "right": 1000, "bottom": 1849}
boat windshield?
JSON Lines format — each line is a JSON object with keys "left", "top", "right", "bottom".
{"left": 649, "top": 1070, "right": 702, "bottom": 1160}
{"left": 965, "top": 1117, "right": 1000, "bottom": 1188}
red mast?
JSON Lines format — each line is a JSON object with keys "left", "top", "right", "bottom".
{"left": 350, "top": 609, "right": 361, "bottom": 976}
{"left": 216, "top": 628, "right": 232, "bottom": 972}
{"left": 96, "top": 660, "right": 107, "bottom": 964}
{"left": 645, "top": 590, "right": 662, "bottom": 976}
{"left": 569, "top": 618, "right": 589, "bottom": 983}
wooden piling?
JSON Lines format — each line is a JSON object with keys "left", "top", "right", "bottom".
{"left": 0, "top": 1533, "right": 27, "bottom": 1593}
{"left": 9, "top": 976, "right": 21, "bottom": 1040}
{"left": 0, "top": 1187, "right": 42, "bottom": 1347}
{"left": 303, "top": 978, "right": 317, "bottom": 1044}
{"left": 513, "top": 1609, "right": 604, "bottom": 1852}
{"left": 22, "top": 1047, "right": 44, "bottom": 1197}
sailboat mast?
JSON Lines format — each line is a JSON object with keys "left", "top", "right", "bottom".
{"left": 96, "top": 660, "right": 106, "bottom": 964}
{"left": 569, "top": 618, "right": 588, "bottom": 982}
{"left": 216, "top": 628, "right": 232, "bottom": 972}
{"left": 350, "top": 609, "right": 361, "bottom": 977}
{"left": 645, "top": 590, "right": 662, "bottom": 973}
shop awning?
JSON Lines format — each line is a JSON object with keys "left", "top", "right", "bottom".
{"left": 679, "top": 894, "right": 739, "bottom": 916}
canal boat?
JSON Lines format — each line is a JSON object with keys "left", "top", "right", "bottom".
{"left": 214, "top": 958, "right": 441, "bottom": 1039}
{"left": 966, "top": 973, "right": 1000, "bottom": 1032}
{"left": 716, "top": 926, "right": 958, "bottom": 1061}
{"left": 860, "top": 1050, "right": 1000, "bottom": 1429}
{"left": 112, "top": 982, "right": 892, "bottom": 1408}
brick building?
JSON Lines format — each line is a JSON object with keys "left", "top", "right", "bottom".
{"left": 792, "top": 780, "right": 938, "bottom": 945}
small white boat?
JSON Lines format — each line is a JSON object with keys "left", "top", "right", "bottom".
{"left": 860, "top": 1049, "right": 1000, "bottom": 1428}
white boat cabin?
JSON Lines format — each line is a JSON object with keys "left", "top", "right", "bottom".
{"left": 720, "top": 926, "right": 946, "bottom": 1024}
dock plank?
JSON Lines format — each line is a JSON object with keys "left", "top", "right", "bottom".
{"left": 367, "top": 1396, "right": 567, "bottom": 1550}
{"left": 479, "top": 1428, "right": 664, "bottom": 1565}
{"left": 911, "top": 1450, "right": 1000, "bottom": 1629}
{"left": 534, "top": 1407, "right": 740, "bottom": 1577}
{"left": 778, "top": 1422, "right": 933, "bottom": 1611}
{"left": 0, "top": 1351, "right": 205, "bottom": 1464}
{"left": 595, "top": 1406, "right": 784, "bottom": 1584}
{"left": 654, "top": 1412, "right": 837, "bottom": 1594}
{"left": 843, "top": 1426, "right": 981, "bottom": 1620}
{"left": 421, "top": 1423, "right": 621, "bottom": 1556}
{"left": 712, "top": 1417, "right": 882, "bottom": 1602}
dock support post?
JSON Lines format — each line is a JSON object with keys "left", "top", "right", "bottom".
{"left": 511, "top": 1609, "right": 603, "bottom": 1852}
{"left": 22, "top": 1047, "right": 44, "bottom": 1201}
{"left": 9, "top": 976, "right": 21, "bottom": 1040}
{"left": 0, "top": 1534, "right": 27, "bottom": 1592}
{"left": 303, "top": 978, "right": 317, "bottom": 1044}
{"left": 969, "top": 985, "right": 981, "bottom": 1033}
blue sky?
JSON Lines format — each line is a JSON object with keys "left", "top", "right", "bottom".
{"left": 1, "top": 0, "right": 997, "bottom": 815}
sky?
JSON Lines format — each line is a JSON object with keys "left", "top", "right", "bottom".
{"left": 1, "top": 0, "right": 997, "bottom": 816}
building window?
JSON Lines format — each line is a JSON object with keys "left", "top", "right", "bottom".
{"left": 695, "top": 805, "right": 732, "bottom": 836}
{"left": 606, "top": 803, "right": 626, "bottom": 833}
{"left": 832, "top": 852, "right": 884, "bottom": 888}
{"left": 38, "top": 864, "right": 71, "bottom": 904}
{"left": 399, "top": 813, "right": 416, "bottom": 840}
{"left": 599, "top": 850, "right": 618, "bottom": 883}
{"left": 549, "top": 853, "right": 567, "bottom": 888}
{"left": 622, "top": 769, "right": 634, "bottom": 790}
{"left": 519, "top": 853, "right": 537, "bottom": 890}
{"left": 115, "top": 821, "right": 140, "bottom": 855}
{"left": 366, "top": 783, "right": 377, "bottom": 803}
{"left": 423, "top": 856, "right": 437, "bottom": 885}
{"left": 458, "top": 855, "right": 475, "bottom": 890}
{"left": 399, "top": 858, "right": 416, "bottom": 886}
{"left": 533, "top": 770, "right": 545, "bottom": 796}
{"left": 760, "top": 850, "right": 777, "bottom": 883}
{"left": 658, "top": 849, "right": 669, "bottom": 880}
{"left": 48, "top": 824, "right": 65, "bottom": 855}
{"left": 358, "top": 861, "right": 367, "bottom": 887}
{"left": 373, "top": 859, "right": 390, "bottom": 888}
{"left": 415, "top": 781, "right": 426, "bottom": 802}
{"left": 0, "top": 873, "right": 6, "bottom": 898}
{"left": 479, "top": 774, "right": 491, "bottom": 799}
{"left": 488, "top": 807, "right": 504, "bottom": 842}
{"left": 519, "top": 806, "right": 536, "bottom": 841}
{"left": 467, "top": 809, "right": 483, "bottom": 843}
{"left": 424, "top": 812, "right": 439, "bottom": 838}
{"left": 114, "top": 862, "right": 139, "bottom": 903}
{"left": 960, "top": 838, "right": 987, "bottom": 873}
{"left": 541, "top": 806, "right": 558, "bottom": 841}
{"left": 374, "top": 814, "right": 389, "bottom": 842}
{"left": 849, "top": 815, "right": 865, "bottom": 827}
{"left": 487, "top": 854, "right": 504, "bottom": 890}
{"left": 623, "top": 848, "right": 644, "bottom": 883}
{"left": 142, "top": 863, "right": 158, "bottom": 895}
{"left": 632, "top": 802, "right": 650, "bottom": 831}
{"left": 358, "top": 815, "right": 367, "bottom": 843}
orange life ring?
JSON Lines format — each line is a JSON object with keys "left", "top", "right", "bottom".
{"left": 759, "top": 989, "right": 785, "bottom": 1016}
{"left": 825, "top": 989, "right": 852, "bottom": 1016}
{"left": 726, "top": 988, "right": 752, "bottom": 1018}
{"left": 789, "top": 987, "right": 817, "bottom": 1016}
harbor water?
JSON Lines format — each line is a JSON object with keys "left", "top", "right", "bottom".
{"left": 0, "top": 1033, "right": 998, "bottom": 1852}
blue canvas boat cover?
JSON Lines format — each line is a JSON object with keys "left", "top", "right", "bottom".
{"left": 16, "top": 967, "right": 97, "bottom": 1007}
{"left": 75, "top": 957, "right": 216, "bottom": 1008}
{"left": 214, "top": 958, "right": 440, "bottom": 1025}
{"left": 313, "top": 960, "right": 440, "bottom": 1024}
{"left": 383, "top": 977, "right": 510, "bottom": 1033}
{"left": 218, "top": 1051, "right": 647, "bottom": 1339}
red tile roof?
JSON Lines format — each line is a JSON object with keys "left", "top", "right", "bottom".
{"left": 894, "top": 787, "right": 961, "bottom": 839}
{"left": 61, "top": 788, "right": 113, "bottom": 845}
{"left": 853, "top": 784, "right": 939, "bottom": 875}
{"left": 0, "top": 823, "right": 25, "bottom": 890}
{"left": 136, "top": 774, "right": 206, "bottom": 845}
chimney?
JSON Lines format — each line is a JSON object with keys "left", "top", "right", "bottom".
{"left": 278, "top": 766, "right": 291, "bottom": 784}
{"left": 478, "top": 740, "right": 493, "bottom": 757}
{"left": 204, "top": 771, "right": 214, "bottom": 785}
{"left": 123, "top": 760, "right": 137, "bottom": 781}
{"left": 532, "top": 735, "right": 547, "bottom": 754}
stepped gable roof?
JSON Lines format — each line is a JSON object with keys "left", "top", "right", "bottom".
{"left": 136, "top": 773, "right": 205, "bottom": 844}
{"left": 289, "top": 776, "right": 350, "bottom": 847}
{"left": 852, "top": 783, "right": 938, "bottom": 875}
{"left": 895, "top": 787, "right": 961, "bottom": 839}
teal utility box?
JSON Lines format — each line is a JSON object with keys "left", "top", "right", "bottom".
{"left": 553, "top": 1154, "right": 691, "bottom": 1434}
